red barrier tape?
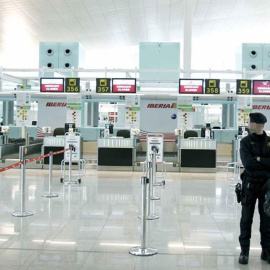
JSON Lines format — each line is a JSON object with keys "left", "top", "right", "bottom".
{"left": 0, "top": 147, "right": 71, "bottom": 173}
{"left": 0, "top": 161, "right": 23, "bottom": 173}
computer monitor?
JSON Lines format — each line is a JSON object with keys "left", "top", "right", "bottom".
{"left": 65, "top": 123, "right": 75, "bottom": 133}
{"left": 201, "top": 127, "right": 206, "bottom": 138}
{"left": 105, "top": 123, "right": 114, "bottom": 134}
{"left": 238, "top": 126, "right": 249, "bottom": 135}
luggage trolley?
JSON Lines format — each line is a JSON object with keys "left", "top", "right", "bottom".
{"left": 60, "top": 132, "right": 86, "bottom": 184}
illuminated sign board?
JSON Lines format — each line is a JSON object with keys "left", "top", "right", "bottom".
{"left": 65, "top": 78, "right": 80, "bottom": 93}
{"left": 253, "top": 80, "right": 270, "bottom": 95}
{"left": 179, "top": 79, "right": 204, "bottom": 94}
{"left": 236, "top": 80, "right": 252, "bottom": 95}
{"left": 112, "top": 78, "right": 136, "bottom": 93}
{"left": 40, "top": 78, "right": 64, "bottom": 92}
{"left": 96, "top": 78, "right": 111, "bottom": 93}
{"left": 205, "top": 79, "right": 220, "bottom": 94}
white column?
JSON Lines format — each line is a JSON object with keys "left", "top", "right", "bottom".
{"left": 183, "top": 0, "right": 197, "bottom": 78}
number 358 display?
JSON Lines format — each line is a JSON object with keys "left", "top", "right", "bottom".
{"left": 205, "top": 79, "right": 220, "bottom": 94}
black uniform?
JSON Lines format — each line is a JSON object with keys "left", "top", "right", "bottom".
{"left": 239, "top": 131, "right": 270, "bottom": 250}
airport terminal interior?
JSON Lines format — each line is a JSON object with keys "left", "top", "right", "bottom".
{"left": 1, "top": 0, "right": 270, "bottom": 269}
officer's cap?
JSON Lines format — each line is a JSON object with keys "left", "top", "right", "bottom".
{"left": 249, "top": 112, "right": 267, "bottom": 124}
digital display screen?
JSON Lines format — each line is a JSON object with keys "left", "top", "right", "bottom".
{"left": 205, "top": 79, "right": 220, "bottom": 94}
{"left": 253, "top": 80, "right": 270, "bottom": 95}
{"left": 112, "top": 78, "right": 136, "bottom": 93}
{"left": 40, "top": 78, "right": 64, "bottom": 92}
{"left": 179, "top": 79, "right": 204, "bottom": 94}
{"left": 96, "top": 78, "right": 111, "bottom": 93}
{"left": 65, "top": 78, "right": 80, "bottom": 93}
{"left": 236, "top": 79, "right": 252, "bottom": 95}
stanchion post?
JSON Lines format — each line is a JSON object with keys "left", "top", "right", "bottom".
{"left": 68, "top": 147, "right": 72, "bottom": 184}
{"left": 42, "top": 151, "right": 59, "bottom": 198}
{"left": 130, "top": 176, "right": 157, "bottom": 256}
{"left": 152, "top": 147, "right": 163, "bottom": 187}
{"left": 150, "top": 152, "right": 160, "bottom": 200}
{"left": 12, "top": 146, "right": 34, "bottom": 217}
{"left": 146, "top": 160, "right": 159, "bottom": 220}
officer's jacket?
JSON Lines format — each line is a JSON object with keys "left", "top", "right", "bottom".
{"left": 240, "top": 131, "right": 270, "bottom": 182}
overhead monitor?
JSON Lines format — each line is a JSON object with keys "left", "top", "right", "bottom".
{"left": 112, "top": 78, "right": 136, "bottom": 93}
{"left": 40, "top": 78, "right": 64, "bottom": 92}
{"left": 179, "top": 79, "right": 204, "bottom": 94}
{"left": 205, "top": 79, "right": 220, "bottom": 94}
{"left": 236, "top": 79, "right": 252, "bottom": 95}
{"left": 253, "top": 80, "right": 270, "bottom": 95}
{"left": 96, "top": 78, "right": 111, "bottom": 93}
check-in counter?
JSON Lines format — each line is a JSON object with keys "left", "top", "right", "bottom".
{"left": 98, "top": 138, "right": 136, "bottom": 171}
{"left": 42, "top": 136, "right": 65, "bottom": 164}
{"left": 179, "top": 138, "right": 217, "bottom": 172}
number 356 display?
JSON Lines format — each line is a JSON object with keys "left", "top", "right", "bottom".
{"left": 65, "top": 78, "right": 80, "bottom": 93}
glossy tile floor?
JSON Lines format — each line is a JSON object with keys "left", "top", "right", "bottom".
{"left": 0, "top": 168, "right": 269, "bottom": 270}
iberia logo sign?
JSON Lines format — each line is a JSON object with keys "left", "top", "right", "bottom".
{"left": 46, "top": 102, "right": 66, "bottom": 107}
{"left": 253, "top": 105, "right": 270, "bottom": 110}
{"left": 147, "top": 103, "right": 177, "bottom": 108}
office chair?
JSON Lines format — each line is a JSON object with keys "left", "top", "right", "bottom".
{"left": 184, "top": 130, "right": 198, "bottom": 139}
{"left": 116, "top": 129, "right": 130, "bottom": 138}
{"left": 53, "top": 128, "right": 65, "bottom": 136}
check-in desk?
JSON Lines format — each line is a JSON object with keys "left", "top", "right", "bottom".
{"left": 42, "top": 137, "right": 65, "bottom": 165}
{"left": 98, "top": 138, "right": 136, "bottom": 171}
{"left": 179, "top": 138, "right": 217, "bottom": 172}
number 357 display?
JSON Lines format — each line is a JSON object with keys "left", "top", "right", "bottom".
{"left": 96, "top": 78, "right": 111, "bottom": 93}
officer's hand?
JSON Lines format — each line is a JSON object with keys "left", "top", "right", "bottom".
{"left": 256, "top": 156, "right": 261, "bottom": 162}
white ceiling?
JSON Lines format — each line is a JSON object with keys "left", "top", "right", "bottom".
{"left": 0, "top": 0, "right": 270, "bottom": 68}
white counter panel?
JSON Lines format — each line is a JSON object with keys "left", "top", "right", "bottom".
{"left": 180, "top": 139, "right": 216, "bottom": 150}
{"left": 43, "top": 136, "right": 65, "bottom": 146}
{"left": 98, "top": 138, "right": 135, "bottom": 148}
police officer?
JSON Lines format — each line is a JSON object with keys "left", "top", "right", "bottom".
{"left": 239, "top": 112, "right": 270, "bottom": 264}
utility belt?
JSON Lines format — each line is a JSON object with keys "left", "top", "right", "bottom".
{"left": 240, "top": 172, "right": 267, "bottom": 184}
{"left": 245, "top": 177, "right": 266, "bottom": 184}
{"left": 236, "top": 174, "right": 267, "bottom": 206}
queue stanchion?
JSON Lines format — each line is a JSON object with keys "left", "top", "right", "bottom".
{"left": 146, "top": 161, "right": 159, "bottom": 220}
{"left": 152, "top": 146, "right": 164, "bottom": 187}
{"left": 68, "top": 148, "right": 72, "bottom": 184}
{"left": 150, "top": 152, "right": 160, "bottom": 199}
{"left": 42, "top": 151, "right": 58, "bottom": 198}
{"left": 13, "top": 147, "right": 34, "bottom": 217}
{"left": 130, "top": 176, "right": 157, "bottom": 256}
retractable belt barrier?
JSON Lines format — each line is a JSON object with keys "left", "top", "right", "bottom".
{"left": 0, "top": 147, "right": 71, "bottom": 218}
{"left": 0, "top": 148, "right": 70, "bottom": 173}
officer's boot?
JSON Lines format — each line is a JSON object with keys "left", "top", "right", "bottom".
{"left": 239, "top": 250, "right": 249, "bottom": 264}
{"left": 261, "top": 248, "right": 270, "bottom": 264}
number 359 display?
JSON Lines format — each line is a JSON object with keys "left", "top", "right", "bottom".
{"left": 236, "top": 80, "right": 251, "bottom": 95}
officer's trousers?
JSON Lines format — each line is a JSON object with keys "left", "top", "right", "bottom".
{"left": 239, "top": 182, "right": 270, "bottom": 250}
